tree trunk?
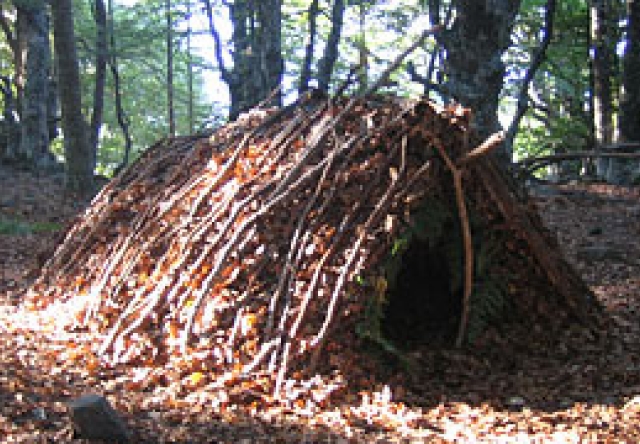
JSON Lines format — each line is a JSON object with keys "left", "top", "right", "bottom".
{"left": 17, "top": 1, "right": 53, "bottom": 168}
{"left": 108, "top": 0, "right": 132, "bottom": 172}
{"left": 0, "top": 3, "right": 25, "bottom": 120}
{"left": 205, "top": 0, "right": 283, "bottom": 120}
{"left": 224, "top": 0, "right": 283, "bottom": 119}
{"left": 51, "top": 0, "right": 94, "bottom": 194}
{"left": 187, "top": 0, "right": 194, "bottom": 133}
{"left": 619, "top": 0, "right": 640, "bottom": 142}
{"left": 298, "top": 0, "right": 319, "bottom": 94}
{"left": 590, "top": 0, "right": 615, "bottom": 178}
{"left": 505, "top": 0, "right": 556, "bottom": 153}
{"left": 90, "top": 0, "right": 108, "bottom": 170}
{"left": 166, "top": 0, "right": 175, "bottom": 136}
{"left": 317, "top": 0, "right": 345, "bottom": 94}
{"left": 47, "top": 72, "right": 59, "bottom": 142}
{"left": 10, "top": 3, "right": 29, "bottom": 120}
{"left": 610, "top": 0, "right": 640, "bottom": 183}
{"left": 356, "top": 1, "right": 368, "bottom": 94}
{"left": 0, "top": 75, "right": 20, "bottom": 160}
{"left": 441, "top": 0, "right": 521, "bottom": 161}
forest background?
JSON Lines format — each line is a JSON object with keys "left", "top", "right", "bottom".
{"left": 0, "top": 0, "right": 638, "bottom": 194}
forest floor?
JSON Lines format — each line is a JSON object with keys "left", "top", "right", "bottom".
{"left": 0, "top": 162, "right": 640, "bottom": 443}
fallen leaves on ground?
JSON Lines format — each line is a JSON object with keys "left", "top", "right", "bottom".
{"left": 1, "top": 163, "right": 640, "bottom": 442}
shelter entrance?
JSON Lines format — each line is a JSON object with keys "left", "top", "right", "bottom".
{"left": 383, "top": 238, "right": 462, "bottom": 350}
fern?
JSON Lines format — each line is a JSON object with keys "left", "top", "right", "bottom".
{"left": 356, "top": 275, "right": 412, "bottom": 367}
{"left": 466, "top": 239, "right": 509, "bottom": 343}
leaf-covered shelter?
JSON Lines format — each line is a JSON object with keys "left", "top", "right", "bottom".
{"left": 29, "top": 93, "right": 600, "bottom": 398}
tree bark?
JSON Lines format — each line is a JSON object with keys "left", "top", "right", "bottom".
{"left": 205, "top": 0, "right": 283, "bottom": 120}
{"left": 90, "top": 0, "right": 108, "bottom": 170}
{"left": 590, "top": 0, "right": 615, "bottom": 177}
{"left": 356, "top": 1, "right": 368, "bottom": 94}
{"left": 166, "top": 0, "right": 175, "bottom": 136}
{"left": 440, "top": 0, "right": 522, "bottom": 161}
{"left": 0, "top": 75, "right": 20, "bottom": 160}
{"left": 0, "top": 4, "right": 21, "bottom": 119}
{"left": 187, "top": 0, "right": 194, "bottom": 133}
{"left": 610, "top": 0, "right": 640, "bottom": 183}
{"left": 16, "top": 1, "right": 53, "bottom": 168}
{"left": 317, "top": 0, "right": 345, "bottom": 94}
{"left": 51, "top": 0, "right": 94, "bottom": 194}
{"left": 505, "top": 0, "right": 556, "bottom": 152}
{"left": 108, "top": 0, "right": 132, "bottom": 172}
{"left": 299, "top": 0, "right": 320, "bottom": 94}
{"left": 619, "top": 0, "right": 640, "bottom": 143}
{"left": 2, "top": 3, "right": 29, "bottom": 119}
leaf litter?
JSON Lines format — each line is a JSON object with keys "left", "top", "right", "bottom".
{"left": 0, "top": 104, "right": 639, "bottom": 441}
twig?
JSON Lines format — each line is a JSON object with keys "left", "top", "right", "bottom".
{"left": 517, "top": 150, "right": 640, "bottom": 173}
{"left": 310, "top": 135, "right": 409, "bottom": 368}
{"left": 431, "top": 141, "right": 474, "bottom": 348}
{"left": 458, "top": 132, "right": 505, "bottom": 166}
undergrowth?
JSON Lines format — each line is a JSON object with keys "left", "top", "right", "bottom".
{"left": 0, "top": 217, "right": 61, "bottom": 235}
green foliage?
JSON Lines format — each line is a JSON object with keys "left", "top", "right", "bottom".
{"left": 365, "top": 193, "right": 510, "bottom": 347}
{"left": 73, "top": 0, "right": 218, "bottom": 174}
{"left": 0, "top": 216, "right": 62, "bottom": 235}
{"left": 355, "top": 275, "right": 413, "bottom": 369}
{"left": 466, "top": 240, "right": 509, "bottom": 343}
{"left": 282, "top": 0, "right": 425, "bottom": 97}
{"left": 383, "top": 197, "right": 453, "bottom": 290}
{"left": 507, "top": 0, "right": 593, "bottom": 165}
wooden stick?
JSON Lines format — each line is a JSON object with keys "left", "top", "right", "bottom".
{"left": 432, "top": 141, "right": 474, "bottom": 348}
{"left": 458, "top": 131, "right": 504, "bottom": 166}
{"left": 517, "top": 150, "right": 640, "bottom": 172}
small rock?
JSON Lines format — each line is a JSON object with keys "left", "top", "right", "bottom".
{"left": 588, "top": 227, "right": 603, "bottom": 236}
{"left": 68, "top": 394, "right": 131, "bottom": 443}
{"left": 506, "top": 396, "right": 526, "bottom": 411}
{"left": 32, "top": 407, "right": 47, "bottom": 421}
{"left": 0, "top": 197, "right": 17, "bottom": 208}
{"left": 576, "top": 245, "right": 626, "bottom": 263}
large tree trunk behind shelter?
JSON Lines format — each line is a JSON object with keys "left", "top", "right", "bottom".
{"left": 51, "top": 0, "right": 94, "bottom": 194}
{"left": 441, "top": 0, "right": 521, "bottom": 162}
{"left": 17, "top": 2, "right": 54, "bottom": 168}
{"left": 228, "top": 0, "right": 283, "bottom": 120}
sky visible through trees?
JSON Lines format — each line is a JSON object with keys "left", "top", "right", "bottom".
{"left": 0, "top": 0, "right": 638, "bottom": 183}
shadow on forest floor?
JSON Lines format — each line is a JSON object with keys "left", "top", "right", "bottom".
{"left": 1, "top": 165, "right": 639, "bottom": 442}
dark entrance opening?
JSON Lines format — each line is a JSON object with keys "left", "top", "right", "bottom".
{"left": 382, "top": 238, "right": 462, "bottom": 350}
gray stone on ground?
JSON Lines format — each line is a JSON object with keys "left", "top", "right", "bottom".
{"left": 576, "top": 245, "right": 630, "bottom": 263}
{"left": 68, "top": 394, "right": 131, "bottom": 443}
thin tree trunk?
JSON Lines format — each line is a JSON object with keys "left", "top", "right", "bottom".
{"left": 90, "top": 0, "right": 108, "bottom": 171}
{"left": 619, "top": 0, "right": 640, "bottom": 142}
{"left": 0, "top": 75, "right": 19, "bottom": 160}
{"left": 256, "top": 0, "right": 283, "bottom": 108}
{"left": 420, "top": 0, "right": 452, "bottom": 98}
{"left": 299, "top": 0, "right": 319, "bottom": 94}
{"left": 0, "top": 3, "right": 24, "bottom": 119}
{"left": 51, "top": 0, "right": 94, "bottom": 193}
{"left": 610, "top": 0, "right": 640, "bottom": 183}
{"left": 505, "top": 0, "right": 556, "bottom": 151}
{"left": 187, "top": 0, "right": 194, "bottom": 133}
{"left": 357, "top": 1, "right": 368, "bottom": 94}
{"left": 317, "top": 0, "right": 345, "bottom": 94}
{"left": 13, "top": 4, "right": 28, "bottom": 120}
{"left": 47, "top": 66, "right": 58, "bottom": 142}
{"left": 590, "top": 0, "right": 615, "bottom": 177}
{"left": 166, "top": 0, "right": 175, "bottom": 136}
{"left": 108, "top": 0, "right": 132, "bottom": 172}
